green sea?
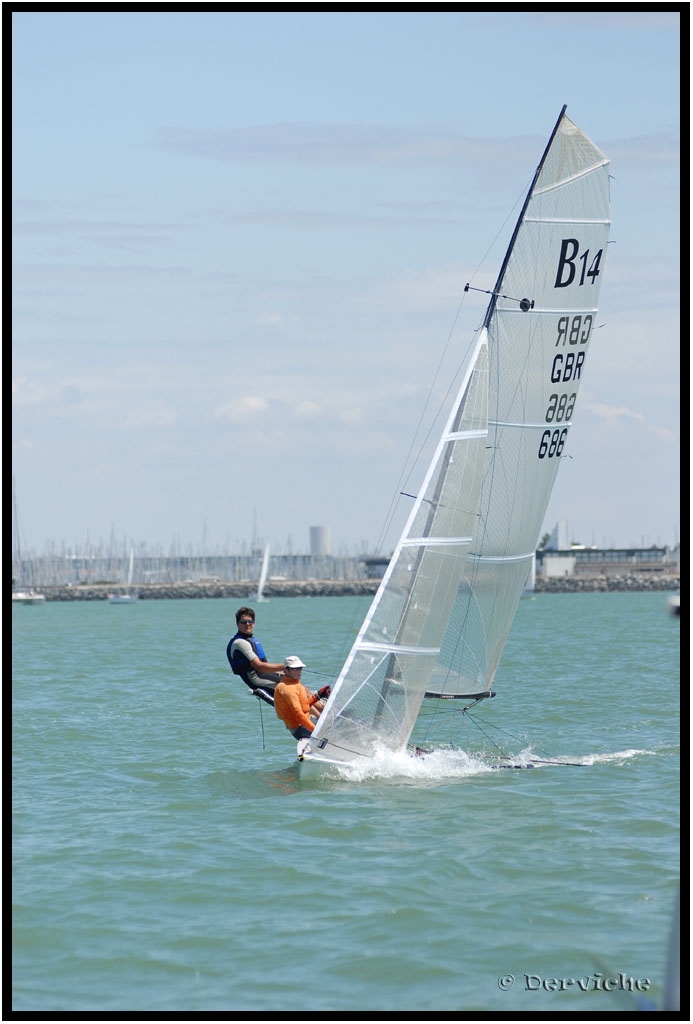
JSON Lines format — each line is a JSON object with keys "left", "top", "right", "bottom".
{"left": 12, "top": 591, "right": 680, "bottom": 1013}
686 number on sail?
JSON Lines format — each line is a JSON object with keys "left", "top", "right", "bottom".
{"left": 538, "top": 427, "right": 568, "bottom": 459}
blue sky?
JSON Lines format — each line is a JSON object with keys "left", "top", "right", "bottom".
{"left": 12, "top": 11, "right": 680, "bottom": 556}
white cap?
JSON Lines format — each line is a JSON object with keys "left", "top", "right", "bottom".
{"left": 284, "top": 655, "right": 306, "bottom": 669}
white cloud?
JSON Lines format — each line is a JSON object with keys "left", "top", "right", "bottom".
{"left": 12, "top": 376, "right": 50, "bottom": 406}
{"left": 294, "top": 400, "right": 321, "bottom": 419}
{"left": 585, "top": 404, "right": 678, "bottom": 445}
{"left": 157, "top": 122, "right": 679, "bottom": 172}
{"left": 647, "top": 424, "right": 678, "bottom": 443}
{"left": 586, "top": 402, "right": 645, "bottom": 426}
{"left": 214, "top": 396, "right": 269, "bottom": 423}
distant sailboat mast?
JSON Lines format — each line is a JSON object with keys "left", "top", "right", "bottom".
{"left": 12, "top": 476, "right": 23, "bottom": 589}
{"left": 12, "top": 477, "right": 46, "bottom": 604}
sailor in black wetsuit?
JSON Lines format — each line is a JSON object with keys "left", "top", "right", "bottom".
{"left": 226, "top": 606, "right": 285, "bottom": 705}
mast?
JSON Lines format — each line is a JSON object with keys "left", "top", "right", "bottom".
{"left": 483, "top": 104, "right": 567, "bottom": 329}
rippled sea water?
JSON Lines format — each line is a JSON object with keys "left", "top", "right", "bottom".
{"left": 12, "top": 591, "right": 679, "bottom": 1012}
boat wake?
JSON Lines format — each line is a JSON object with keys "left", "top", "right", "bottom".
{"left": 483, "top": 746, "right": 657, "bottom": 769}
{"left": 313, "top": 745, "right": 656, "bottom": 783}
{"left": 481, "top": 746, "right": 656, "bottom": 769}
{"left": 328, "top": 745, "right": 496, "bottom": 783}
{"left": 574, "top": 748, "right": 655, "bottom": 766}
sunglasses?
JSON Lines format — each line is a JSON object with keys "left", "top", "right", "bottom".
{"left": 239, "top": 619, "right": 254, "bottom": 626}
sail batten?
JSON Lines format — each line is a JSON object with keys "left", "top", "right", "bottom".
{"left": 356, "top": 643, "right": 441, "bottom": 656}
{"left": 401, "top": 536, "right": 474, "bottom": 547}
{"left": 490, "top": 420, "right": 572, "bottom": 430}
{"left": 503, "top": 306, "right": 601, "bottom": 314}
{"left": 533, "top": 159, "right": 609, "bottom": 194}
{"left": 523, "top": 217, "right": 610, "bottom": 225}
{"left": 468, "top": 551, "right": 536, "bottom": 564}
{"left": 303, "top": 109, "right": 610, "bottom": 766}
{"left": 446, "top": 428, "right": 488, "bottom": 440}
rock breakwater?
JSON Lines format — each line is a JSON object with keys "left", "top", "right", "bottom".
{"left": 37, "top": 580, "right": 381, "bottom": 602}
{"left": 534, "top": 574, "right": 679, "bottom": 593}
{"left": 28, "top": 574, "right": 679, "bottom": 602}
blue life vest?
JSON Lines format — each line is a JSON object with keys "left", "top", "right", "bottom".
{"left": 227, "top": 632, "right": 268, "bottom": 678}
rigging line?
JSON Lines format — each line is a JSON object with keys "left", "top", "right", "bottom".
{"left": 462, "top": 709, "right": 577, "bottom": 764}
{"left": 463, "top": 709, "right": 520, "bottom": 744}
{"left": 459, "top": 712, "right": 510, "bottom": 757}
{"left": 416, "top": 702, "right": 508, "bottom": 739}
{"left": 417, "top": 697, "right": 489, "bottom": 748}
{"left": 371, "top": 291, "right": 478, "bottom": 560}
{"left": 331, "top": 591, "right": 376, "bottom": 683}
{"left": 465, "top": 176, "right": 533, "bottom": 295}
{"left": 420, "top": 704, "right": 510, "bottom": 757}
{"left": 327, "top": 381, "right": 468, "bottom": 670}
{"left": 302, "top": 668, "right": 339, "bottom": 681}
{"left": 399, "top": 340, "right": 477, "bottom": 498}
{"left": 257, "top": 696, "right": 266, "bottom": 750}
{"left": 464, "top": 284, "right": 534, "bottom": 309}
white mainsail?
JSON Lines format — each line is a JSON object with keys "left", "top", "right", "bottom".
{"left": 256, "top": 543, "right": 271, "bottom": 602}
{"left": 305, "top": 108, "right": 611, "bottom": 766}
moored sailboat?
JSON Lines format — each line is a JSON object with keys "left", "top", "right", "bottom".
{"left": 108, "top": 547, "right": 139, "bottom": 604}
{"left": 12, "top": 589, "right": 46, "bottom": 605}
{"left": 255, "top": 543, "right": 271, "bottom": 603}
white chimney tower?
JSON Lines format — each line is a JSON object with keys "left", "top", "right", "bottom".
{"left": 310, "top": 526, "right": 331, "bottom": 556}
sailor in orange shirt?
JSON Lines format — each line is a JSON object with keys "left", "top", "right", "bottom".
{"left": 273, "top": 655, "right": 327, "bottom": 740}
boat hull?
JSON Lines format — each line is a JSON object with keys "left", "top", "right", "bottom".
{"left": 12, "top": 592, "right": 46, "bottom": 605}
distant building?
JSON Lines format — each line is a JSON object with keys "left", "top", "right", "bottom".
{"left": 310, "top": 526, "right": 331, "bottom": 556}
{"left": 362, "top": 556, "right": 390, "bottom": 580}
{"left": 538, "top": 552, "right": 576, "bottom": 578}
{"left": 538, "top": 521, "right": 676, "bottom": 577}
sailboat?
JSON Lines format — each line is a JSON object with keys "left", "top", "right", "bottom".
{"left": 255, "top": 543, "right": 271, "bottom": 602}
{"left": 12, "top": 589, "right": 46, "bottom": 605}
{"left": 12, "top": 477, "right": 46, "bottom": 605}
{"left": 300, "top": 107, "right": 611, "bottom": 768}
{"left": 12, "top": 590, "right": 46, "bottom": 605}
{"left": 108, "top": 547, "right": 139, "bottom": 604}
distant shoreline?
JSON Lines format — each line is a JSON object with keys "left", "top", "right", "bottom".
{"left": 22, "top": 574, "right": 680, "bottom": 602}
